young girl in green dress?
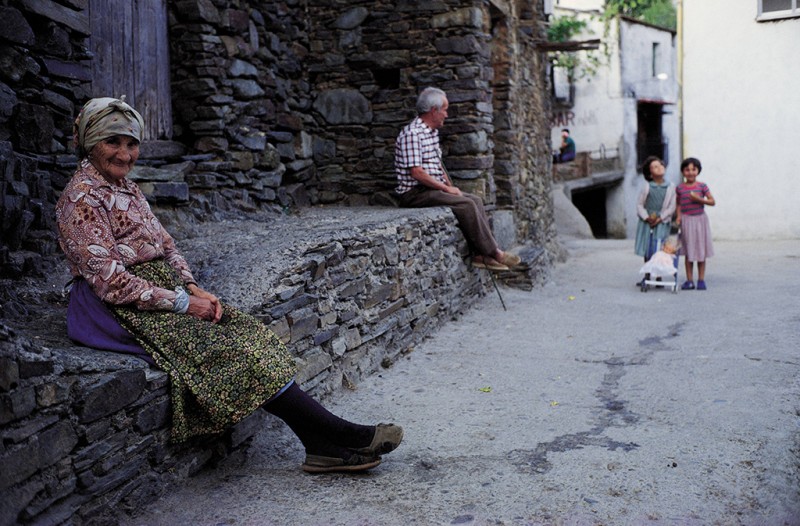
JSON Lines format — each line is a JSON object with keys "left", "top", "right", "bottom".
{"left": 634, "top": 156, "right": 676, "bottom": 275}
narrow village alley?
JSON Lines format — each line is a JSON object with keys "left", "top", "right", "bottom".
{"left": 121, "top": 238, "right": 800, "bottom": 526}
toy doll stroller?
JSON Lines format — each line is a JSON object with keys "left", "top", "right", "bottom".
{"left": 639, "top": 228, "right": 679, "bottom": 293}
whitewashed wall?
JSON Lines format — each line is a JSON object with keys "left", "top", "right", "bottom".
{"left": 619, "top": 19, "right": 680, "bottom": 238}
{"left": 683, "top": 1, "right": 800, "bottom": 239}
{"left": 551, "top": 1, "right": 679, "bottom": 239}
{"left": 550, "top": 3, "right": 624, "bottom": 161}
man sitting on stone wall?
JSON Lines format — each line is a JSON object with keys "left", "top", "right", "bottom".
{"left": 394, "top": 87, "right": 520, "bottom": 272}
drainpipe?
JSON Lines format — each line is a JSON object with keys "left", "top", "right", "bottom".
{"left": 677, "top": 0, "right": 684, "bottom": 158}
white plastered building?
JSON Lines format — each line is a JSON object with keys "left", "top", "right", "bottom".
{"left": 550, "top": 0, "right": 680, "bottom": 239}
{"left": 681, "top": 0, "right": 800, "bottom": 239}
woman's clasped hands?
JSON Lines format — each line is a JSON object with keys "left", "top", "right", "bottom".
{"left": 186, "top": 284, "right": 223, "bottom": 323}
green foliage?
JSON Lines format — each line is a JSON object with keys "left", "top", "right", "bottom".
{"left": 640, "top": 1, "right": 677, "bottom": 30}
{"left": 604, "top": 0, "right": 677, "bottom": 30}
{"left": 547, "top": 16, "right": 588, "bottom": 42}
{"left": 547, "top": 15, "right": 602, "bottom": 83}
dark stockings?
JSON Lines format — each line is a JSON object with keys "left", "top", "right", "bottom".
{"left": 263, "top": 382, "right": 374, "bottom": 457}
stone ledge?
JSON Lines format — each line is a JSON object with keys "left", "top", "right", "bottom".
{"left": 0, "top": 205, "right": 544, "bottom": 525}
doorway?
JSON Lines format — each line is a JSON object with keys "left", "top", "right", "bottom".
{"left": 571, "top": 186, "right": 607, "bottom": 238}
{"left": 636, "top": 102, "right": 666, "bottom": 168}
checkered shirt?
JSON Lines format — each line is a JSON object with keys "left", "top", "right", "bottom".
{"left": 394, "top": 117, "right": 446, "bottom": 194}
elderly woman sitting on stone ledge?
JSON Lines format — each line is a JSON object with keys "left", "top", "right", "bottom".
{"left": 55, "top": 97, "right": 402, "bottom": 473}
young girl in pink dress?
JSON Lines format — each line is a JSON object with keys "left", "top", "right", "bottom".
{"left": 675, "top": 157, "right": 716, "bottom": 290}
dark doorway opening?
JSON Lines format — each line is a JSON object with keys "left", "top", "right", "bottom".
{"left": 572, "top": 186, "right": 607, "bottom": 238}
{"left": 636, "top": 101, "right": 667, "bottom": 168}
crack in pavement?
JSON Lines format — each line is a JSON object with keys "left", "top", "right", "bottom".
{"left": 510, "top": 323, "right": 685, "bottom": 475}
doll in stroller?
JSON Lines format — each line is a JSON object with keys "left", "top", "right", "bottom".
{"left": 639, "top": 235, "right": 680, "bottom": 292}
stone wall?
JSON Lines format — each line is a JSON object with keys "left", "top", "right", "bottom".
{"left": 1, "top": 0, "right": 559, "bottom": 279}
{"left": 0, "top": 206, "right": 504, "bottom": 526}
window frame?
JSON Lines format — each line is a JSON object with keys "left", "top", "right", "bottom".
{"left": 757, "top": 0, "right": 800, "bottom": 21}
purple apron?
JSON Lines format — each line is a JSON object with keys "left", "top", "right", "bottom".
{"left": 66, "top": 279, "right": 154, "bottom": 365}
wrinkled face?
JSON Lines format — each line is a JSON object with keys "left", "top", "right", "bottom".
{"left": 429, "top": 98, "right": 449, "bottom": 129}
{"left": 90, "top": 135, "right": 140, "bottom": 184}
{"left": 682, "top": 162, "right": 699, "bottom": 183}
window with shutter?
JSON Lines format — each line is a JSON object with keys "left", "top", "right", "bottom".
{"left": 88, "top": 0, "right": 172, "bottom": 140}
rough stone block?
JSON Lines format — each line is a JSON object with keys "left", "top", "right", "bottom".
{"left": 21, "top": 474, "right": 77, "bottom": 521}
{"left": 288, "top": 311, "right": 319, "bottom": 343}
{"left": 0, "top": 386, "right": 36, "bottom": 424}
{"left": 134, "top": 399, "right": 170, "bottom": 434}
{"left": 337, "top": 276, "right": 367, "bottom": 298}
{"left": 229, "top": 410, "right": 265, "bottom": 448}
{"left": 344, "top": 328, "right": 362, "bottom": 351}
{"left": 231, "top": 79, "right": 265, "bottom": 99}
{"left": 139, "top": 182, "right": 190, "bottom": 203}
{"left": 0, "top": 477, "right": 44, "bottom": 526}
{"left": 0, "top": 356, "right": 19, "bottom": 391}
{"left": 0, "top": 6, "right": 35, "bottom": 45}
{"left": 313, "top": 89, "right": 373, "bottom": 125}
{"left": 38, "top": 420, "right": 79, "bottom": 468}
{"left": 379, "top": 299, "right": 405, "bottom": 320}
{"left": 363, "top": 282, "right": 393, "bottom": 309}
{"left": 266, "top": 293, "right": 317, "bottom": 319}
{"left": 313, "top": 327, "right": 338, "bottom": 346}
{"left": 0, "top": 440, "right": 40, "bottom": 490}
{"left": 334, "top": 7, "right": 368, "bottom": 29}
{"left": 295, "top": 350, "right": 332, "bottom": 385}
{"left": 80, "top": 457, "right": 145, "bottom": 495}
{"left": 1, "top": 414, "right": 59, "bottom": 444}
{"left": 36, "top": 382, "right": 63, "bottom": 407}
{"left": 75, "top": 370, "right": 147, "bottom": 424}
{"left": 18, "top": 357, "right": 54, "bottom": 379}
{"left": 431, "top": 7, "right": 482, "bottom": 29}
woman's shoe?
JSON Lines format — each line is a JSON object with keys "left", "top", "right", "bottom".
{"left": 696, "top": 280, "right": 707, "bottom": 290}
{"left": 302, "top": 452, "right": 381, "bottom": 474}
{"left": 681, "top": 281, "right": 695, "bottom": 290}
{"left": 354, "top": 423, "right": 404, "bottom": 456}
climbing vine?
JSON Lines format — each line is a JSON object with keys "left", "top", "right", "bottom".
{"left": 547, "top": 15, "right": 602, "bottom": 83}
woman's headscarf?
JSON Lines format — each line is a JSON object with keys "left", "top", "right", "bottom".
{"left": 73, "top": 96, "right": 144, "bottom": 158}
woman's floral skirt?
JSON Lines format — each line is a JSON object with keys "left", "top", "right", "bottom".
{"left": 112, "top": 259, "right": 297, "bottom": 442}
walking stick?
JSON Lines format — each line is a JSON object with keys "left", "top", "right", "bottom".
{"left": 440, "top": 155, "right": 507, "bottom": 312}
{"left": 487, "top": 268, "right": 507, "bottom": 311}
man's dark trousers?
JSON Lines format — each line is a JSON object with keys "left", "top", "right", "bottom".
{"left": 397, "top": 186, "right": 498, "bottom": 256}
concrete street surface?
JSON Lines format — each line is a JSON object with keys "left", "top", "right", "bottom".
{"left": 122, "top": 239, "right": 800, "bottom": 526}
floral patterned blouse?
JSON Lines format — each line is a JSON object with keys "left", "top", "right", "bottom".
{"left": 56, "top": 159, "right": 196, "bottom": 311}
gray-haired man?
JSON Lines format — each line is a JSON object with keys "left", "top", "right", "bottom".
{"left": 394, "top": 87, "right": 519, "bottom": 271}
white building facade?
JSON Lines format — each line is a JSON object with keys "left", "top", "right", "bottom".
{"left": 551, "top": 0, "right": 680, "bottom": 239}
{"left": 681, "top": 0, "right": 800, "bottom": 239}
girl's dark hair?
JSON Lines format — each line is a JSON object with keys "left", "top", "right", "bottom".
{"left": 680, "top": 157, "right": 702, "bottom": 174}
{"left": 641, "top": 155, "right": 662, "bottom": 181}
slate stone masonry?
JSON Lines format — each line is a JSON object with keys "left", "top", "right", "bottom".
{"left": 0, "top": 206, "right": 518, "bottom": 525}
{"left": 0, "top": 0, "right": 557, "bottom": 522}
{"left": 1, "top": 0, "right": 559, "bottom": 279}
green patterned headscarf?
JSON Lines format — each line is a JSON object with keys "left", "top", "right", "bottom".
{"left": 73, "top": 96, "right": 144, "bottom": 158}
